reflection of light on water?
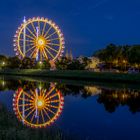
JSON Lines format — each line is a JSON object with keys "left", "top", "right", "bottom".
{"left": 112, "top": 93, "right": 118, "bottom": 98}
{"left": 1, "top": 80, "right": 5, "bottom": 86}
{"left": 134, "top": 92, "right": 139, "bottom": 97}
{"left": 84, "top": 86, "right": 101, "bottom": 96}
{"left": 2, "top": 81, "right": 5, "bottom": 86}
{"left": 13, "top": 84, "right": 64, "bottom": 128}
{"left": 111, "top": 90, "right": 140, "bottom": 100}
{"left": 37, "top": 99, "right": 44, "bottom": 108}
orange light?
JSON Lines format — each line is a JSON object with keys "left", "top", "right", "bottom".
{"left": 36, "top": 36, "right": 46, "bottom": 49}
{"left": 36, "top": 97, "right": 45, "bottom": 109}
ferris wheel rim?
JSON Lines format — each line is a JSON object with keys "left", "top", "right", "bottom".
{"left": 13, "top": 17, "right": 65, "bottom": 61}
{"left": 13, "top": 87, "right": 64, "bottom": 128}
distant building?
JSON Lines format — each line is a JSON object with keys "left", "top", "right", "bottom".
{"left": 65, "top": 49, "right": 73, "bottom": 60}
{"left": 87, "top": 57, "right": 100, "bottom": 69}
{"left": 77, "top": 56, "right": 100, "bottom": 70}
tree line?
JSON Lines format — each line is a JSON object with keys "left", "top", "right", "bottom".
{"left": 0, "top": 43, "right": 140, "bottom": 70}
{"left": 94, "top": 44, "right": 140, "bottom": 70}
{"left": 0, "top": 55, "right": 91, "bottom": 70}
{"left": 0, "top": 56, "right": 51, "bottom": 69}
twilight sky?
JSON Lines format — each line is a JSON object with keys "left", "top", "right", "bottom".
{"left": 0, "top": 0, "right": 140, "bottom": 57}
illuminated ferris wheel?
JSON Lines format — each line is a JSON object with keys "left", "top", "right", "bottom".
{"left": 13, "top": 84, "right": 64, "bottom": 128}
{"left": 13, "top": 17, "right": 65, "bottom": 62}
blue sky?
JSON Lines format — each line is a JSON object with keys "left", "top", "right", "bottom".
{"left": 0, "top": 0, "right": 140, "bottom": 57}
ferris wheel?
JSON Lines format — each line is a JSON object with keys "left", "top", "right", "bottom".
{"left": 13, "top": 17, "right": 65, "bottom": 62}
{"left": 13, "top": 84, "right": 64, "bottom": 128}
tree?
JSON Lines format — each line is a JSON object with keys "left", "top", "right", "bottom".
{"left": 55, "top": 57, "right": 70, "bottom": 70}
{"left": 128, "top": 45, "right": 140, "bottom": 65}
{"left": 35, "top": 60, "right": 51, "bottom": 69}
{"left": 80, "top": 57, "right": 92, "bottom": 69}
{"left": 93, "top": 44, "right": 133, "bottom": 70}
{"left": 0, "top": 55, "right": 8, "bottom": 68}
{"left": 67, "top": 59, "right": 85, "bottom": 70}
{"left": 94, "top": 44, "right": 119, "bottom": 69}
{"left": 21, "top": 57, "right": 36, "bottom": 69}
{"left": 8, "top": 56, "right": 21, "bottom": 69}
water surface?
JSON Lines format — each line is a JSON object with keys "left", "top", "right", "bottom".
{"left": 0, "top": 76, "right": 140, "bottom": 140}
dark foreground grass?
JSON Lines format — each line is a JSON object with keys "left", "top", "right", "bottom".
{"left": 0, "top": 69, "right": 140, "bottom": 84}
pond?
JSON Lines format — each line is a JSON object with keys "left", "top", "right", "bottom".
{"left": 0, "top": 76, "right": 140, "bottom": 140}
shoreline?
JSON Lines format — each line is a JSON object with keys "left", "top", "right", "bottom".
{"left": 0, "top": 69, "right": 140, "bottom": 84}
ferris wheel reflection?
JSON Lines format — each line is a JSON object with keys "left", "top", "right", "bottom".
{"left": 13, "top": 83, "right": 64, "bottom": 128}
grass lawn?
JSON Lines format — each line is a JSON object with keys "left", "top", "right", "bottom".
{"left": 0, "top": 69, "right": 140, "bottom": 83}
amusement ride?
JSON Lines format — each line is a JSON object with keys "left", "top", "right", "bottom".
{"left": 12, "top": 17, "right": 65, "bottom": 128}
{"left": 13, "top": 83, "right": 64, "bottom": 128}
{"left": 13, "top": 17, "right": 65, "bottom": 63}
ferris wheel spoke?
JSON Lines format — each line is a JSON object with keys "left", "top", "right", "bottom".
{"left": 43, "top": 108, "right": 51, "bottom": 120}
{"left": 44, "top": 87, "right": 55, "bottom": 99}
{"left": 26, "top": 43, "right": 35, "bottom": 47}
{"left": 45, "top": 93, "right": 58, "bottom": 102}
{"left": 19, "top": 97, "right": 34, "bottom": 103}
{"left": 45, "top": 93, "right": 58, "bottom": 101}
{"left": 18, "top": 103, "right": 33, "bottom": 107}
{"left": 38, "top": 21, "right": 41, "bottom": 35}
{"left": 26, "top": 46, "right": 36, "bottom": 53}
{"left": 47, "top": 43, "right": 60, "bottom": 46}
{"left": 25, "top": 108, "right": 36, "bottom": 119}
{"left": 42, "top": 48, "right": 49, "bottom": 60}
{"left": 46, "top": 104, "right": 59, "bottom": 109}
{"left": 48, "top": 38, "right": 60, "bottom": 41}
{"left": 42, "top": 22, "right": 47, "bottom": 36}
{"left": 44, "top": 47, "right": 55, "bottom": 59}
{"left": 35, "top": 88, "right": 39, "bottom": 97}
{"left": 45, "top": 31, "right": 57, "bottom": 39}
{"left": 40, "top": 49, "right": 43, "bottom": 62}
{"left": 41, "top": 110, "right": 45, "bottom": 123}
{"left": 31, "top": 111, "right": 36, "bottom": 123}
{"left": 31, "top": 22, "right": 37, "bottom": 35}
{"left": 26, "top": 26, "right": 36, "bottom": 38}
{"left": 46, "top": 99, "right": 59, "bottom": 104}
{"left": 24, "top": 106, "right": 35, "bottom": 112}
{"left": 44, "top": 106, "right": 55, "bottom": 115}
{"left": 46, "top": 45, "right": 58, "bottom": 53}
{"left": 30, "top": 90, "right": 36, "bottom": 97}
{"left": 19, "top": 39, "right": 34, "bottom": 43}
{"left": 29, "top": 48, "right": 38, "bottom": 58}
{"left": 21, "top": 33, "right": 35, "bottom": 40}
{"left": 25, "top": 35, "right": 35, "bottom": 40}
{"left": 40, "top": 89, "right": 44, "bottom": 97}
{"left": 23, "top": 91, "right": 34, "bottom": 100}
{"left": 41, "top": 90, "right": 46, "bottom": 98}
{"left": 44, "top": 26, "right": 52, "bottom": 38}
{"left": 37, "top": 110, "right": 40, "bottom": 124}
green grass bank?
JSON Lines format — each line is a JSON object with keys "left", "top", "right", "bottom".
{"left": 0, "top": 69, "right": 140, "bottom": 84}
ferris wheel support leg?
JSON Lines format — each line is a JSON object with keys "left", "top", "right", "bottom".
{"left": 23, "top": 16, "right": 26, "bottom": 57}
{"left": 22, "top": 93, "right": 25, "bottom": 124}
{"left": 50, "top": 60, "right": 56, "bottom": 70}
{"left": 35, "top": 88, "right": 39, "bottom": 118}
{"left": 36, "top": 26, "right": 39, "bottom": 61}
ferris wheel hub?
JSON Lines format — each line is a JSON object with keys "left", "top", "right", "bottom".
{"left": 36, "top": 98, "right": 45, "bottom": 109}
{"left": 36, "top": 36, "right": 46, "bottom": 49}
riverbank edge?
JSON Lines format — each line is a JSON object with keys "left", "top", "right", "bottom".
{"left": 0, "top": 69, "right": 140, "bottom": 84}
